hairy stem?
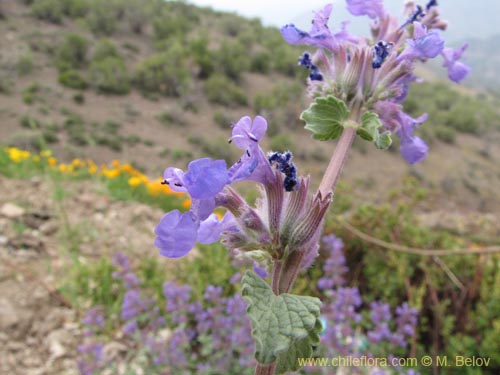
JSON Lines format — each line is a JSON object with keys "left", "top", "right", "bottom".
{"left": 318, "top": 126, "right": 356, "bottom": 197}
{"left": 255, "top": 363, "right": 276, "bottom": 375}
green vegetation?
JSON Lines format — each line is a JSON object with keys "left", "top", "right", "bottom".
{"left": 133, "top": 46, "right": 191, "bottom": 97}
{"left": 204, "top": 74, "right": 248, "bottom": 107}
{"left": 404, "top": 82, "right": 500, "bottom": 136}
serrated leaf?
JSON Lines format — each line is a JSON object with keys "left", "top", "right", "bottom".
{"left": 375, "top": 130, "right": 393, "bottom": 149}
{"left": 357, "top": 112, "right": 382, "bottom": 141}
{"left": 300, "top": 95, "right": 350, "bottom": 141}
{"left": 357, "top": 111, "right": 393, "bottom": 150}
{"left": 241, "top": 270, "right": 322, "bottom": 373}
{"left": 275, "top": 319, "right": 323, "bottom": 373}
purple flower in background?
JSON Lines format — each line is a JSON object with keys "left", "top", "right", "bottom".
{"left": 121, "top": 289, "right": 148, "bottom": 320}
{"left": 346, "top": 0, "right": 385, "bottom": 19}
{"left": 82, "top": 307, "right": 104, "bottom": 329}
{"left": 442, "top": 44, "right": 471, "bottom": 83}
{"left": 399, "top": 22, "right": 444, "bottom": 60}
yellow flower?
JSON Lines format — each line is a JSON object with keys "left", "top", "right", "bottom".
{"left": 111, "top": 160, "right": 120, "bottom": 168}
{"left": 58, "top": 164, "right": 68, "bottom": 173}
{"left": 103, "top": 168, "right": 120, "bottom": 179}
{"left": 72, "top": 159, "right": 82, "bottom": 167}
{"left": 40, "top": 150, "right": 52, "bottom": 158}
{"left": 128, "top": 176, "right": 142, "bottom": 188}
{"left": 48, "top": 157, "right": 57, "bottom": 167}
{"left": 88, "top": 165, "right": 97, "bottom": 174}
{"left": 7, "top": 148, "right": 30, "bottom": 163}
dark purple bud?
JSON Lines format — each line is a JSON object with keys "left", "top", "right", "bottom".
{"left": 372, "top": 40, "right": 392, "bottom": 69}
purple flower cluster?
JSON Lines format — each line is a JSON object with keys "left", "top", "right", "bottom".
{"left": 77, "top": 308, "right": 105, "bottom": 375}
{"left": 78, "top": 241, "right": 419, "bottom": 374}
{"left": 310, "top": 235, "right": 419, "bottom": 373}
{"left": 281, "top": 0, "right": 470, "bottom": 164}
{"left": 78, "top": 252, "right": 255, "bottom": 374}
{"left": 154, "top": 115, "right": 333, "bottom": 284}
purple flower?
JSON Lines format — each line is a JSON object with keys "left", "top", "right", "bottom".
{"left": 281, "top": 4, "right": 355, "bottom": 51}
{"left": 398, "top": 112, "right": 429, "bottom": 164}
{"left": 82, "top": 307, "right": 104, "bottom": 329}
{"left": 197, "top": 212, "right": 237, "bottom": 244}
{"left": 163, "top": 158, "right": 229, "bottom": 200}
{"left": 228, "top": 116, "right": 274, "bottom": 185}
{"left": 121, "top": 289, "right": 148, "bottom": 320}
{"left": 154, "top": 210, "right": 198, "bottom": 258}
{"left": 442, "top": 44, "right": 471, "bottom": 83}
{"left": 399, "top": 22, "right": 444, "bottom": 60}
{"left": 346, "top": 0, "right": 385, "bottom": 20}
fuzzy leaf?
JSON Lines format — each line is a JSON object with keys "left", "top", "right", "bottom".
{"left": 375, "top": 130, "right": 393, "bottom": 149}
{"left": 357, "top": 112, "right": 393, "bottom": 150}
{"left": 300, "top": 95, "right": 350, "bottom": 141}
{"left": 241, "top": 270, "right": 322, "bottom": 374}
{"left": 357, "top": 112, "right": 381, "bottom": 141}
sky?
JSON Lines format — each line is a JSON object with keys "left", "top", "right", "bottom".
{"left": 187, "top": 0, "right": 499, "bottom": 41}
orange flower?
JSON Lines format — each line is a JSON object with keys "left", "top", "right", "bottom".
{"left": 128, "top": 176, "right": 142, "bottom": 188}
{"left": 48, "top": 157, "right": 57, "bottom": 167}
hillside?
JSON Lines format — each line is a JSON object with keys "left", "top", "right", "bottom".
{"left": 0, "top": 0, "right": 499, "bottom": 214}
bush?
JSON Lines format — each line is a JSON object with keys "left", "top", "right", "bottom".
{"left": 87, "top": 0, "right": 117, "bottom": 36}
{"left": 89, "top": 57, "right": 129, "bottom": 95}
{"left": 58, "top": 70, "right": 88, "bottom": 90}
{"left": 16, "top": 54, "right": 35, "bottom": 76}
{"left": 250, "top": 51, "right": 271, "bottom": 74}
{"left": 204, "top": 74, "right": 247, "bottom": 107}
{"left": 190, "top": 36, "right": 214, "bottom": 79}
{"left": 61, "top": 0, "right": 89, "bottom": 18}
{"left": 434, "top": 126, "right": 456, "bottom": 144}
{"left": 269, "top": 134, "right": 295, "bottom": 152}
{"left": 22, "top": 83, "right": 41, "bottom": 105}
{"left": 214, "top": 40, "right": 250, "bottom": 81}
{"left": 31, "top": 0, "right": 64, "bottom": 24}
{"left": 133, "top": 46, "right": 191, "bottom": 97}
{"left": 57, "top": 33, "right": 88, "bottom": 71}
{"left": 92, "top": 39, "right": 121, "bottom": 62}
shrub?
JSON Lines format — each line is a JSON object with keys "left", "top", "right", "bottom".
{"left": 434, "top": 126, "right": 456, "bottom": 144}
{"left": 269, "top": 134, "right": 295, "bottom": 152}
{"left": 92, "top": 39, "right": 121, "bottom": 62}
{"left": 89, "top": 57, "right": 129, "bottom": 95}
{"left": 133, "top": 46, "right": 191, "bottom": 97}
{"left": 190, "top": 36, "right": 214, "bottom": 79}
{"left": 58, "top": 70, "right": 88, "bottom": 90}
{"left": 61, "top": 0, "right": 89, "bottom": 18}
{"left": 16, "top": 54, "right": 35, "bottom": 76}
{"left": 22, "top": 83, "right": 41, "bottom": 105}
{"left": 87, "top": 0, "right": 117, "bottom": 36}
{"left": 73, "top": 92, "right": 85, "bottom": 104}
{"left": 213, "top": 111, "right": 232, "bottom": 129}
{"left": 250, "top": 51, "right": 271, "bottom": 74}
{"left": 31, "top": 0, "right": 64, "bottom": 24}
{"left": 214, "top": 40, "right": 250, "bottom": 81}
{"left": 204, "top": 74, "right": 247, "bottom": 107}
{"left": 57, "top": 33, "right": 88, "bottom": 71}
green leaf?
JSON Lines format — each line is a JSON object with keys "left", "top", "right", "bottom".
{"left": 241, "top": 270, "right": 322, "bottom": 374}
{"left": 357, "top": 112, "right": 381, "bottom": 141}
{"left": 357, "top": 111, "right": 393, "bottom": 150}
{"left": 375, "top": 130, "right": 393, "bottom": 149}
{"left": 300, "top": 95, "right": 350, "bottom": 141}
